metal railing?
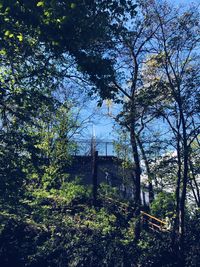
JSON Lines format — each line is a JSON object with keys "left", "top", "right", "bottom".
{"left": 102, "top": 196, "right": 170, "bottom": 232}
{"left": 72, "top": 140, "right": 117, "bottom": 156}
{"left": 141, "top": 211, "right": 170, "bottom": 232}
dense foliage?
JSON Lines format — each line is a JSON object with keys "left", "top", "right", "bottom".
{"left": 0, "top": 188, "right": 200, "bottom": 267}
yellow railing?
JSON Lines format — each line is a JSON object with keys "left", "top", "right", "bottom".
{"left": 102, "top": 195, "right": 170, "bottom": 232}
{"left": 141, "top": 211, "right": 170, "bottom": 232}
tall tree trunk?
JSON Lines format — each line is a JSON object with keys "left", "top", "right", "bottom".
{"left": 179, "top": 107, "right": 189, "bottom": 262}
{"left": 136, "top": 135, "right": 154, "bottom": 204}
{"left": 171, "top": 132, "right": 182, "bottom": 249}
{"left": 92, "top": 151, "right": 98, "bottom": 206}
{"left": 130, "top": 127, "right": 141, "bottom": 241}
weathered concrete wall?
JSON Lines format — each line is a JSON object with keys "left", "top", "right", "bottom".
{"left": 66, "top": 155, "right": 149, "bottom": 204}
{"left": 66, "top": 155, "right": 125, "bottom": 186}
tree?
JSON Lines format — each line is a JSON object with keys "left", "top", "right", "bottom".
{"left": 0, "top": 0, "right": 137, "bottom": 94}
{"left": 89, "top": 1, "right": 200, "bottom": 246}
{"left": 0, "top": 42, "right": 59, "bottom": 207}
{"left": 89, "top": 0, "right": 161, "bottom": 239}
{"left": 26, "top": 103, "right": 78, "bottom": 189}
{"left": 143, "top": 0, "right": 200, "bottom": 258}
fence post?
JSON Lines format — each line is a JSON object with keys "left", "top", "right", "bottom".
{"left": 105, "top": 142, "right": 108, "bottom": 156}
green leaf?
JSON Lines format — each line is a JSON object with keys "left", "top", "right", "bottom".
{"left": 37, "top": 1, "right": 44, "bottom": 7}
{"left": 4, "top": 31, "right": 14, "bottom": 38}
{"left": 0, "top": 49, "right": 6, "bottom": 55}
{"left": 5, "top": 7, "right": 10, "bottom": 12}
{"left": 17, "top": 33, "right": 23, "bottom": 42}
{"left": 4, "top": 30, "right": 10, "bottom": 36}
{"left": 70, "top": 3, "right": 76, "bottom": 9}
{"left": 44, "top": 11, "right": 50, "bottom": 17}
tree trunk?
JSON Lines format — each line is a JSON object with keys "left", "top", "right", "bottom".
{"left": 179, "top": 107, "right": 189, "bottom": 263}
{"left": 171, "top": 133, "right": 182, "bottom": 251}
{"left": 92, "top": 151, "right": 98, "bottom": 206}
{"left": 136, "top": 135, "right": 154, "bottom": 204}
{"left": 130, "top": 127, "right": 141, "bottom": 241}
